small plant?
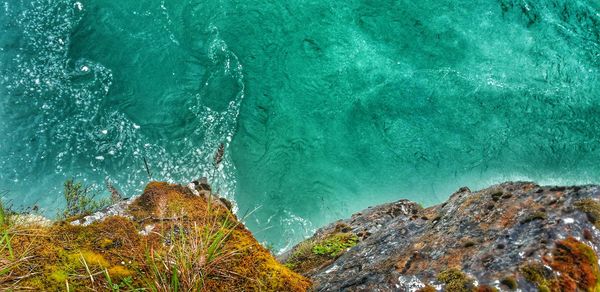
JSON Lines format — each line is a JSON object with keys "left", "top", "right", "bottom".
{"left": 103, "top": 269, "right": 137, "bottom": 291}
{"left": 575, "top": 198, "right": 600, "bottom": 228}
{"left": 312, "top": 233, "right": 358, "bottom": 257}
{"left": 284, "top": 240, "right": 317, "bottom": 271}
{"left": 520, "top": 262, "right": 553, "bottom": 291}
{"left": 284, "top": 232, "right": 359, "bottom": 274}
{"left": 437, "top": 269, "right": 474, "bottom": 292}
{"left": 62, "top": 179, "right": 110, "bottom": 218}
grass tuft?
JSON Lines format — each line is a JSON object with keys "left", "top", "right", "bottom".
{"left": 62, "top": 179, "right": 110, "bottom": 218}
{"left": 138, "top": 219, "right": 240, "bottom": 291}
{"left": 0, "top": 200, "right": 40, "bottom": 290}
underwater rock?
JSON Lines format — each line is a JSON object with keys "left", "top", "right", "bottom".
{"left": 283, "top": 182, "right": 600, "bottom": 291}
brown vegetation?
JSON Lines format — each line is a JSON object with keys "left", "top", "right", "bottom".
{"left": 0, "top": 181, "right": 310, "bottom": 291}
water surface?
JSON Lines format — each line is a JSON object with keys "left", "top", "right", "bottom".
{"left": 1, "top": 0, "right": 599, "bottom": 251}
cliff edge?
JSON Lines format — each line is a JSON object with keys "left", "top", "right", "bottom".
{"left": 282, "top": 182, "right": 600, "bottom": 292}
{"left": 0, "top": 181, "right": 310, "bottom": 291}
{"left": 2, "top": 181, "right": 599, "bottom": 291}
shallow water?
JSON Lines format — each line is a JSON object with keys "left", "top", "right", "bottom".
{"left": 1, "top": 0, "right": 599, "bottom": 251}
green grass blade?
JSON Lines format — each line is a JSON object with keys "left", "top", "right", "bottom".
{"left": 171, "top": 265, "right": 179, "bottom": 292}
{"left": 0, "top": 201, "right": 5, "bottom": 226}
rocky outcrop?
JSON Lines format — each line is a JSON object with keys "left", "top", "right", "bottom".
{"left": 282, "top": 182, "right": 600, "bottom": 291}
{"left": 4, "top": 180, "right": 599, "bottom": 291}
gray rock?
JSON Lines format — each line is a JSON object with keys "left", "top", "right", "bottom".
{"left": 70, "top": 198, "right": 134, "bottom": 226}
{"left": 283, "top": 182, "right": 600, "bottom": 291}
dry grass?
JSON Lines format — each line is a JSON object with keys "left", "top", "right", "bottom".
{"left": 0, "top": 202, "right": 42, "bottom": 290}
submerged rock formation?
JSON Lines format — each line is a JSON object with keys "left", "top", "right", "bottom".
{"left": 282, "top": 182, "right": 600, "bottom": 291}
{"left": 0, "top": 181, "right": 309, "bottom": 291}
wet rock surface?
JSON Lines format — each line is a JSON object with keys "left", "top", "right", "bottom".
{"left": 283, "top": 182, "right": 600, "bottom": 291}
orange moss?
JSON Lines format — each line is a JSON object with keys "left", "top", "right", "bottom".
{"left": 435, "top": 253, "right": 468, "bottom": 271}
{"left": 520, "top": 237, "right": 600, "bottom": 292}
{"left": 548, "top": 237, "right": 600, "bottom": 292}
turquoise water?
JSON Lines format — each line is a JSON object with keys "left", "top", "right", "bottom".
{"left": 1, "top": 0, "right": 599, "bottom": 251}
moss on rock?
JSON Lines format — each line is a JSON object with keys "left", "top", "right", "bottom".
{"left": 284, "top": 232, "right": 359, "bottom": 275}
{"left": 437, "top": 268, "right": 474, "bottom": 292}
{"left": 500, "top": 276, "right": 518, "bottom": 290}
{"left": 519, "top": 237, "right": 600, "bottom": 292}
{"left": 549, "top": 237, "right": 600, "bottom": 292}
{"left": 520, "top": 262, "right": 553, "bottom": 291}
{"left": 575, "top": 198, "right": 600, "bottom": 229}
{"left": 312, "top": 232, "right": 358, "bottom": 257}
